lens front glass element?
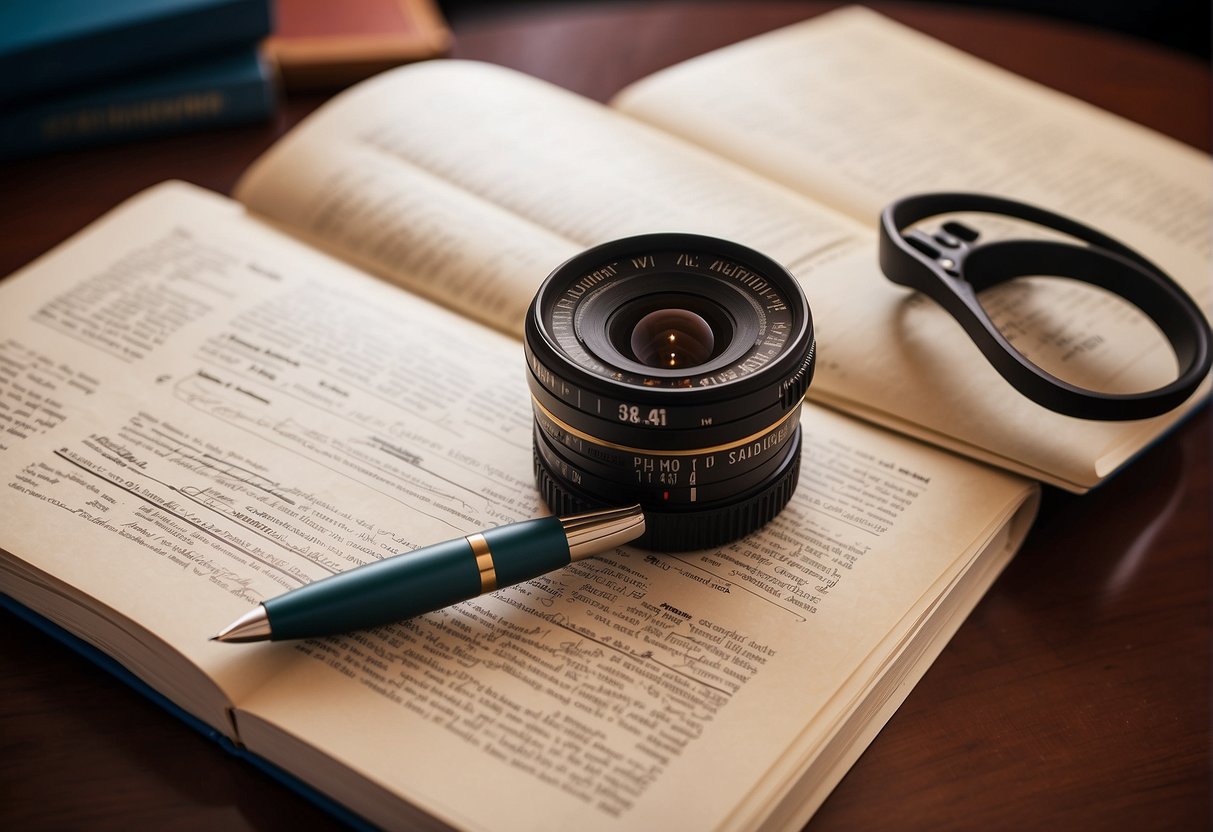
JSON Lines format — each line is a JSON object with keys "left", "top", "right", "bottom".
{"left": 605, "top": 291, "right": 735, "bottom": 375}
{"left": 630, "top": 308, "right": 715, "bottom": 369}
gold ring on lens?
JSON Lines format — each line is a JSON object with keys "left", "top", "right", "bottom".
{"left": 530, "top": 395, "right": 805, "bottom": 458}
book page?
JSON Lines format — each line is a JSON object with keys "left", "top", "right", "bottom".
{"left": 234, "top": 59, "right": 869, "bottom": 339}
{"left": 232, "top": 403, "right": 1036, "bottom": 832}
{"left": 614, "top": 7, "right": 1212, "bottom": 260}
{"left": 0, "top": 181, "right": 550, "bottom": 731}
{"left": 237, "top": 128, "right": 584, "bottom": 338}
{"left": 613, "top": 6, "right": 1213, "bottom": 489}
{"left": 0, "top": 182, "right": 1036, "bottom": 831}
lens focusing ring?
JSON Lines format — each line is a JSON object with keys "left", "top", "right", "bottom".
{"left": 535, "top": 428, "right": 803, "bottom": 552}
{"left": 525, "top": 233, "right": 814, "bottom": 551}
{"left": 531, "top": 396, "right": 803, "bottom": 496}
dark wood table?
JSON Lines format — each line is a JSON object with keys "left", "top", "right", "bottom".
{"left": 1, "top": 3, "right": 1208, "bottom": 829}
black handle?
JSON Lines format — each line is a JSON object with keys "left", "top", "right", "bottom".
{"left": 878, "top": 192, "right": 1212, "bottom": 421}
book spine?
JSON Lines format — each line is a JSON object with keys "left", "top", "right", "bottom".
{"left": 0, "top": 54, "right": 277, "bottom": 161}
{"left": 0, "top": 0, "right": 273, "bottom": 105}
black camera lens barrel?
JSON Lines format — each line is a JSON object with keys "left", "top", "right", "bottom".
{"left": 525, "top": 233, "right": 815, "bottom": 551}
{"left": 531, "top": 397, "right": 804, "bottom": 503}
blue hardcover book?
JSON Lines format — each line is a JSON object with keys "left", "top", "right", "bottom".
{"left": 0, "top": 595, "right": 375, "bottom": 831}
{"left": 0, "top": 46, "right": 277, "bottom": 159}
{"left": 0, "top": 0, "right": 273, "bottom": 105}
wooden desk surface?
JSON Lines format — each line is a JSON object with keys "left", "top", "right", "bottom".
{"left": 0, "top": 3, "right": 1208, "bottom": 829}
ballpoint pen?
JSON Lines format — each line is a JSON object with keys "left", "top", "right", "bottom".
{"left": 211, "top": 504, "right": 645, "bottom": 642}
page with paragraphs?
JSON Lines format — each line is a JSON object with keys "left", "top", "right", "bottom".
{"left": 614, "top": 7, "right": 1212, "bottom": 283}
{"left": 232, "top": 404, "right": 1036, "bottom": 832}
{"left": 0, "top": 181, "right": 1036, "bottom": 830}
{"left": 233, "top": 59, "right": 870, "bottom": 340}
{"left": 0, "top": 181, "right": 549, "bottom": 731}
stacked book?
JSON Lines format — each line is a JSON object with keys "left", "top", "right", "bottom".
{"left": 0, "top": 0, "right": 277, "bottom": 159}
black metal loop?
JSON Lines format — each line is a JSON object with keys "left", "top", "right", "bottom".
{"left": 878, "top": 192, "right": 1212, "bottom": 420}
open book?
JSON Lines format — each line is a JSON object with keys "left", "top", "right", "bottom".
{"left": 0, "top": 8, "right": 1205, "bottom": 831}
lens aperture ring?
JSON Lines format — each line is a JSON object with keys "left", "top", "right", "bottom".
{"left": 526, "top": 354, "right": 800, "bottom": 448}
{"left": 531, "top": 394, "right": 802, "bottom": 490}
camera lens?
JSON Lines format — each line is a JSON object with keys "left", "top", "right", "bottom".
{"left": 524, "top": 233, "right": 815, "bottom": 551}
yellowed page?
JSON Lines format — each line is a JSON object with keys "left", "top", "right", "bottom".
{"left": 0, "top": 181, "right": 1036, "bottom": 830}
{"left": 236, "top": 130, "right": 583, "bottom": 338}
{"left": 0, "top": 181, "right": 545, "bottom": 731}
{"left": 232, "top": 403, "right": 1036, "bottom": 832}
{"left": 615, "top": 7, "right": 1211, "bottom": 252}
{"left": 0, "top": 178, "right": 1046, "bottom": 832}
{"left": 750, "top": 499, "right": 1030, "bottom": 830}
{"left": 613, "top": 6, "right": 1212, "bottom": 490}
{"left": 233, "top": 59, "right": 868, "bottom": 339}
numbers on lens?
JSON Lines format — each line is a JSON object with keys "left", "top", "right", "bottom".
{"left": 618, "top": 404, "right": 668, "bottom": 426}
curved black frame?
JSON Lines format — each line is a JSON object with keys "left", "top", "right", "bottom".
{"left": 879, "top": 192, "right": 1212, "bottom": 420}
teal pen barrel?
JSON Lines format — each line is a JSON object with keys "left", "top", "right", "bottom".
{"left": 263, "top": 516, "right": 572, "bottom": 640}
{"left": 265, "top": 536, "right": 482, "bottom": 640}
{"left": 482, "top": 516, "right": 571, "bottom": 585}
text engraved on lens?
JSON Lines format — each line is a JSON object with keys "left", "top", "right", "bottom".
{"left": 562, "top": 264, "right": 620, "bottom": 301}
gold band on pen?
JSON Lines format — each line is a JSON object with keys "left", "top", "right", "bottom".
{"left": 466, "top": 532, "right": 497, "bottom": 593}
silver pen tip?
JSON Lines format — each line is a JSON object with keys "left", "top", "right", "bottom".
{"left": 560, "top": 504, "right": 646, "bottom": 560}
{"left": 212, "top": 605, "right": 273, "bottom": 643}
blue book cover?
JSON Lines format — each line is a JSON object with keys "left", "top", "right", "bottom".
{"left": 0, "top": 595, "right": 375, "bottom": 831}
{"left": 0, "top": 0, "right": 273, "bottom": 105}
{"left": 0, "top": 45, "right": 277, "bottom": 160}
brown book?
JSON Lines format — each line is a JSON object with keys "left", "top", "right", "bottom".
{"left": 265, "top": 0, "right": 450, "bottom": 90}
